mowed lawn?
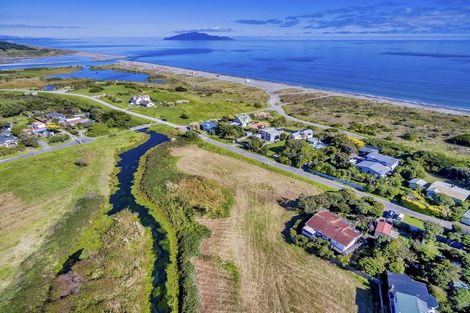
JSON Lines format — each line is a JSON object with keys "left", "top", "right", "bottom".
{"left": 76, "top": 82, "right": 265, "bottom": 124}
{"left": 172, "top": 146, "right": 373, "bottom": 313}
{"left": 0, "top": 131, "right": 146, "bottom": 292}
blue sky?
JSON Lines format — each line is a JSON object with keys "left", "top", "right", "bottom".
{"left": 1, "top": 0, "right": 470, "bottom": 38}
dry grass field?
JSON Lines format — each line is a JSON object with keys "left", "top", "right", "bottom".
{"left": 172, "top": 146, "right": 373, "bottom": 313}
{"left": 282, "top": 93, "right": 470, "bottom": 159}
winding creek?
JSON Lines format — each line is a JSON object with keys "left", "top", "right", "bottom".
{"left": 107, "top": 130, "right": 170, "bottom": 312}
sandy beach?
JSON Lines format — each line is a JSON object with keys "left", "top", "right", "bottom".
{"left": 117, "top": 60, "right": 470, "bottom": 117}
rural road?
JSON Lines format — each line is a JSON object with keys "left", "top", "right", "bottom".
{"left": 200, "top": 136, "right": 462, "bottom": 230}
{"left": 1, "top": 89, "right": 467, "bottom": 231}
{"left": 0, "top": 136, "right": 94, "bottom": 164}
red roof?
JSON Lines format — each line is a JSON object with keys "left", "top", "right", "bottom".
{"left": 305, "top": 211, "right": 361, "bottom": 247}
{"left": 375, "top": 221, "right": 392, "bottom": 236}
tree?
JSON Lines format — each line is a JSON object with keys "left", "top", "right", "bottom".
{"left": 359, "top": 255, "right": 386, "bottom": 276}
{"left": 430, "top": 260, "right": 460, "bottom": 288}
{"left": 424, "top": 221, "right": 444, "bottom": 241}
{"left": 452, "top": 288, "right": 470, "bottom": 312}
{"left": 216, "top": 123, "right": 244, "bottom": 140}
{"left": 432, "top": 194, "right": 455, "bottom": 208}
{"left": 244, "top": 136, "right": 265, "bottom": 153}
{"left": 183, "top": 130, "right": 199, "bottom": 141}
{"left": 388, "top": 259, "right": 405, "bottom": 274}
{"left": 337, "top": 254, "right": 351, "bottom": 267}
{"left": 19, "top": 135, "right": 39, "bottom": 148}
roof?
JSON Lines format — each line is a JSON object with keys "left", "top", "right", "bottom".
{"left": 260, "top": 127, "right": 282, "bottom": 135}
{"left": 45, "top": 112, "right": 65, "bottom": 119}
{"left": 356, "top": 160, "right": 391, "bottom": 176}
{"left": 0, "top": 132, "right": 17, "bottom": 145}
{"left": 464, "top": 209, "right": 470, "bottom": 219}
{"left": 387, "top": 271, "right": 438, "bottom": 309}
{"left": 375, "top": 221, "right": 392, "bottom": 236}
{"left": 452, "top": 280, "right": 470, "bottom": 289}
{"left": 359, "top": 146, "right": 379, "bottom": 154}
{"left": 366, "top": 152, "right": 400, "bottom": 167}
{"left": 201, "top": 121, "right": 217, "bottom": 127}
{"left": 235, "top": 114, "right": 251, "bottom": 124}
{"left": 409, "top": 178, "right": 428, "bottom": 186}
{"left": 395, "top": 292, "right": 430, "bottom": 313}
{"left": 292, "top": 129, "right": 313, "bottom": 137}
{"left": 427, "top": 181, "right": 470, "bottom": 202}
{"left": 305, "top": 211, "right": 361, "bottom": 247}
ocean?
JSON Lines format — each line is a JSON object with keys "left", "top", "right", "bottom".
{"left": 3, "top": 37, "right": 470, "bottom": 111}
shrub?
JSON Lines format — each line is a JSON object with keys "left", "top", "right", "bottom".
{"left": 89, "top": 86, "right": 104, "bottom": 93}
{"left": 448, "top": 133, "right": 470, "bottom": 147}
{"left": 180, "top": 113, "right": 189, "bottom": 119}
{"left": 48, "top": 133, "right": 70, "bottom": 143}
{"left": 175, "top": 86, "right": 187, "bottom": 92}
{"left": 86, "top": 123, "right": 109, "bottom": 137}
{"left": 74, "top": 159, "right": 88, "bottom": 167}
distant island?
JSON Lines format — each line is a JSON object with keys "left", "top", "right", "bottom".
{"left": 164, "top": 32, "right": 233, "bottom": 41}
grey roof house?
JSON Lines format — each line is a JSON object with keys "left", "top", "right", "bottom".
{"left": 408, "top": 178, "right": 428, "bottom": 190}
{"left": 426, "top": 181, "right": 470, "bottom": 203}
{"left": 233, "top": 114, "right": 252, "bottom": 127}
{"left": 358, "top": 146, "right": 379, "bottom": 156}
{"left": 0, "top": 130, "right": 18, "bottom": 148}
{"left": 259, "top": 127, "right": 283, "bottom": 142}
{"left": 386, "top": 271, "right": 438, "bottom": 313}
{"left": 366, "top": 152, "right": 400, "bottom": 170}
{"left": 356, "top": 160, "right": 391, "bottom": 177}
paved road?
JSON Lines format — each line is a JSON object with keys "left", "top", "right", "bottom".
{"left": 200, "top": 136, "right": 465, "bottom": 230}
{"left": 0, "top": 136, "right": 95, "bottom": 164}
{"left": 1, "top": 89, "right": 466, "bottom": 231}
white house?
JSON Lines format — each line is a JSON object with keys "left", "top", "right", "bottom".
{"left": 291, "top": 129, "right": 314, "bottom": 140}
{"left": 426, "top": 181, "right": 470, "bottom": 203}
{"left": 259, "top": 127, "right": 283, "bottom": 142}
{"left": 302, "top": 210, "right": 362, "bottom": 254}
{"left": 233, "top": 114, "right": 252, "bottom": 127}
{"left": 129, "top": 95, "right": 155, "bottom": 107}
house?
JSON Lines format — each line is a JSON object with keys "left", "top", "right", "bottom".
{"left": 64, "top": 117, "right": 86, "bottom": 127}
{"left": 356, "top": 160, "right": 392, "bottom": 177}
{"left": 129, "top": 95, "right": 154, "bottom": 107}
{"left": 0, "top": 130, "right": 17, "bottom": 148}
{"left": 45, "top": 112, "right": 66, "bottom": 122}
{"left": 233, "top": 114, "right": 252, "bottom": 127}
{"left": 358, "top": 146, "right": 379, "bottom": 156}
{"left": 409, "top": 178, "right": 428, "bottom": 190}
{"left": 308, "top": 137, "right": 328, "bottom": 149}
{"left": 451, "top": 280, "right": 470, "bottom": 290}
{"left": 366, "top": 152, "right": 400, "bottom": 170}
{"left": 31, "top": 122, "right": 48, "bottom": 135}
{"left": 386, "top": 271, "right": 438, "bottom": 313}
{"left": 291, "top": 128, "right": 314, "bottom": 140}
{"left": 374, "top": 220, "right": 398, "bottom": 239}
{"left": 426, "top": 181, "right": 470, "bottom": 203}
{"left": 201, "top": 121, "right": 217, "bottom": 133}
{"left": 302, "top": 210, "right": 362, "bottom": 254}
{"left": 259, "top": 127, "right": 283, "bottom": 142}
{"left": 461, "top": 209, "right": 470, "bottom": 226}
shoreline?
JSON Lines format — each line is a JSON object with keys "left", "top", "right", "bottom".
{"left": 117, "top": 60, "right": 470, "bottom": 116}
{"left": 0, "top": 51, "right": 123, "bottom": 66}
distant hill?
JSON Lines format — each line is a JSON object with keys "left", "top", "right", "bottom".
{"left": 0, "top": 41, "right": 66, "bottom": 59}
{"left": 164, "top": 32, "right": 233, "bottom": 41}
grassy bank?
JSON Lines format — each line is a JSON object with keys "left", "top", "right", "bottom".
{"left": 134, "top": 139, "right": 234, "bottom": 313}
{"left": 0, "top": 131, "right": 148, "bottom": 311}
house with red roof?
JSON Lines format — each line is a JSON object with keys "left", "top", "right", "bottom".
{"left": 374, "top": 220, "right": 398, "bottom": 239}
{"left": 301, "top": 210, "right": 362, "bottom": 254}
